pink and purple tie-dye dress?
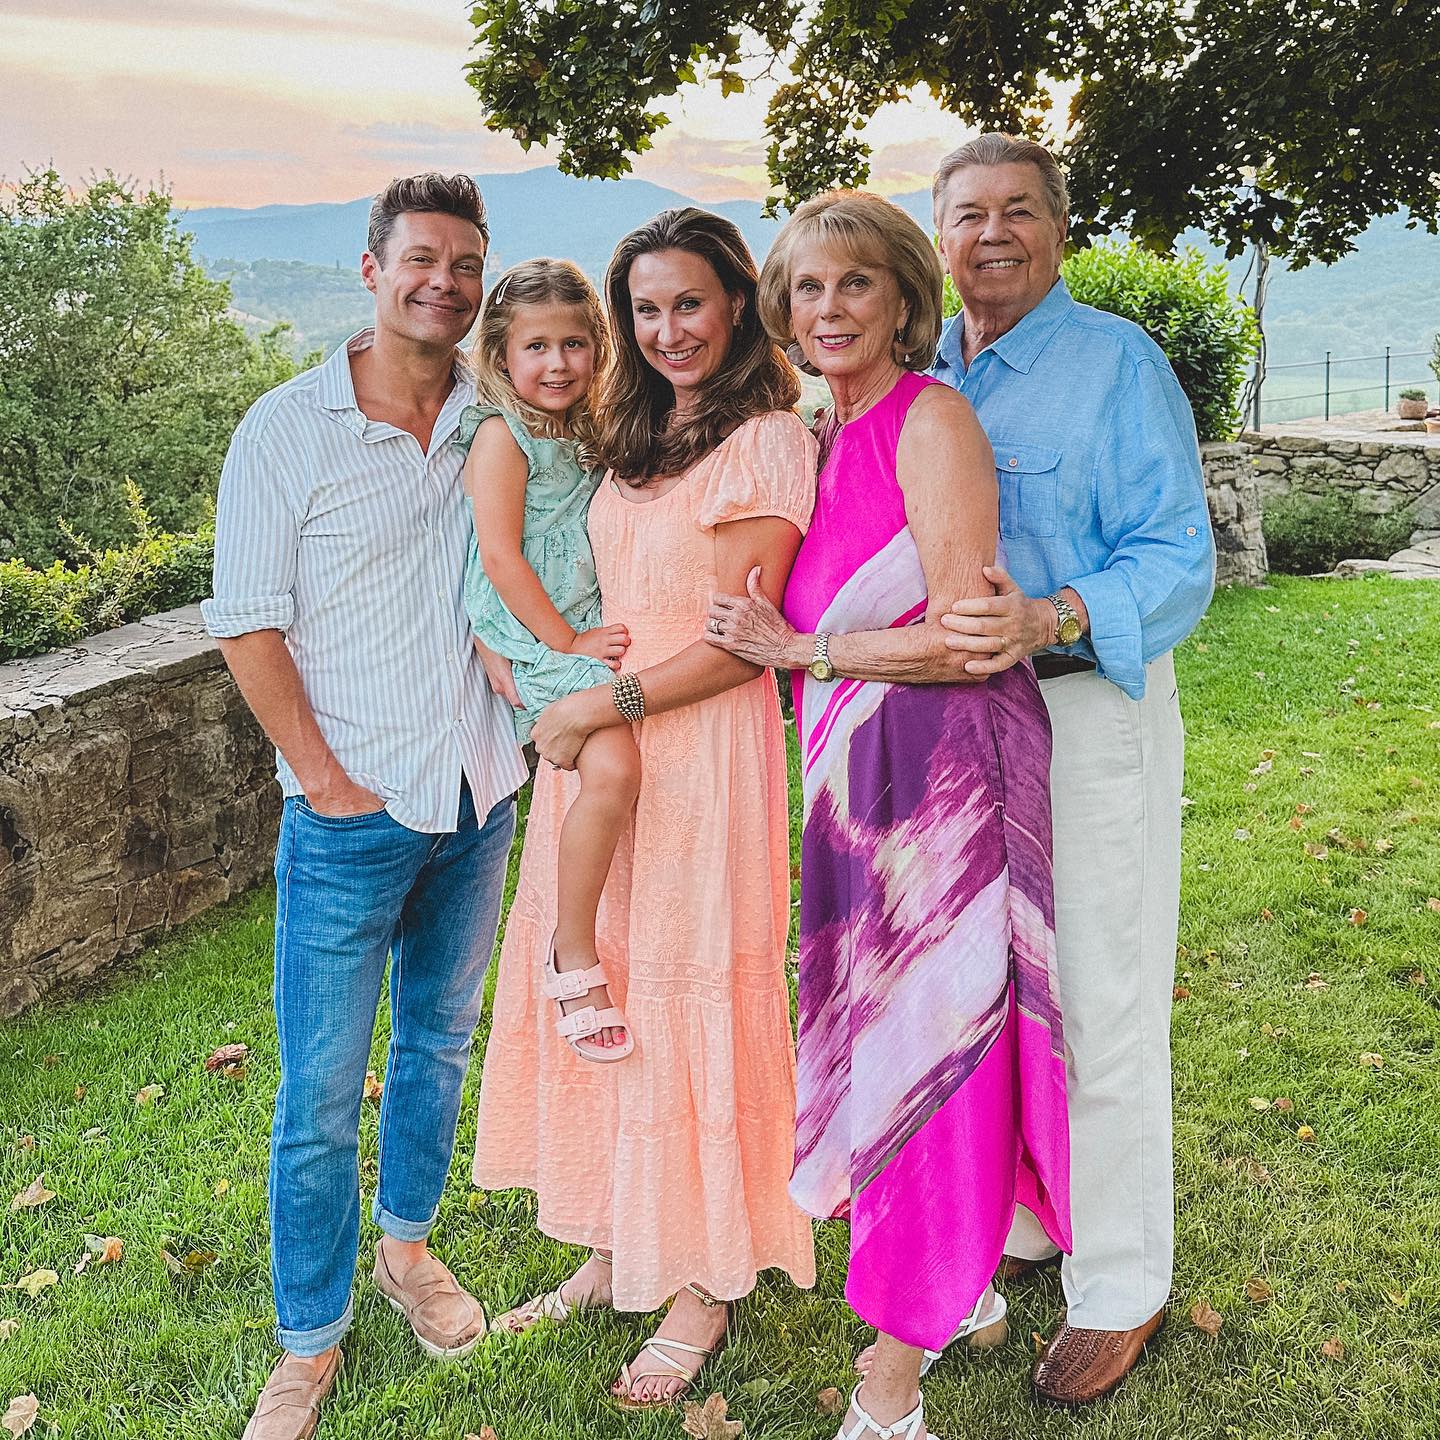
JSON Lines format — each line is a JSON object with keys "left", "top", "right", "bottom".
{"left": 783, "top": 371, "right": 1072, "bottom": 1350}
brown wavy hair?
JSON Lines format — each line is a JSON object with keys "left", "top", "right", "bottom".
{"left": 469, "top": 258, "right": 608, "bottom": 465}
{"left": 598, "top": 207, "right": 800, "bottom": 484}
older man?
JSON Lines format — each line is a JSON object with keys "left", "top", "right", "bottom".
{"left": 930, "top": 133, "right": 1214, "bottom": 1406}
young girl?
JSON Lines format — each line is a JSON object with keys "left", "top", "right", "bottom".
{"left": 458, "top": 258, "right": 638, "bottom": 1062}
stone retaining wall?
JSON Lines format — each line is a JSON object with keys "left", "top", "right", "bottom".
{"left": 0, "top": 607, "right": 277, "bottom": 1017}
{"left": 1202, "top": 442, "right": 1268, "bottom": 587}
{"left": 1242, "top": 430, "right": 1440, "bottom": 540}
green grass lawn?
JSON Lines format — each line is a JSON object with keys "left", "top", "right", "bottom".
{"left": 3, "top": 575, "right": 1439, "bottom": 1440}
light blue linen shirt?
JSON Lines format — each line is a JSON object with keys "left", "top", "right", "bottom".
{"left": 929, "top": 277, "right": 1215, "bottom": 699}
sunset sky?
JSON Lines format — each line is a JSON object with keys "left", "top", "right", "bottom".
{"left": 2, "top": 0, "right": 998, "bottom": 209}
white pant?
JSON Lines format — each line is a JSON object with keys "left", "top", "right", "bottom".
{"left": 1006, "top": 652, "right": 1185, "bottom": 1329}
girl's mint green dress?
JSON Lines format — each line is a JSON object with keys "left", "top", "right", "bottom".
{"left": 457, "top": 405, "right": 612, "bottom": 743}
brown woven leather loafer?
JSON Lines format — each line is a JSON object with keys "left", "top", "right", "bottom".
{"left": 241, "top": 1348, "right": 340, "bottom": 1440}
{"left": 1032, "top": 1308, "right": 1165, "bottom": 1406}
{"left": 373, "top": 1244, "right": 487, "bottom": 1360}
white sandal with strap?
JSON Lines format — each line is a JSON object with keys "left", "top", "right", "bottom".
{"left": 542, "top": 934, "right": 634, "bottom": 1062}
{"left": 854, "top": 1284, "right": 1008, "bottom": 1378}
{"left": 836, "top": 1384, "right": 941, "bottom": 1440}
{"left": 495, "top": 1251, "right": 611, "bottom": 1334}
{"left": 611, "top": 1284, "right": 726, "bottom": 1409}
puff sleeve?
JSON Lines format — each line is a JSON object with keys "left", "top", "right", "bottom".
{"left": 695, "top": 410, "right": 817, "bottom": 534}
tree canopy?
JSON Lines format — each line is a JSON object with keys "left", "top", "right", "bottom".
{"left": 465, "top": 0, "right": 1440, "bottom": 265}
{"left": 0, "top": 170, "right": 305, "bottom": 566}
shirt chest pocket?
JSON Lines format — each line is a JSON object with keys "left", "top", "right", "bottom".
{"left": 993, "top": 442, "right": 1061, "bottom": 538}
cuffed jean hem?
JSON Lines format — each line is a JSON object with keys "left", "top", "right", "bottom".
{"left": 277, "top": 1296, "right": 353, "bottom": 1358}
{"left": 372, "top": 1198, "right": 439, "bottom": 1243}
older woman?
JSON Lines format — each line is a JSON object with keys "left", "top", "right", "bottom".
{"left": 707, "top": 191, "right": 1070, "bottom": 1440}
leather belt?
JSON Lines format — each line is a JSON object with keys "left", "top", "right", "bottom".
{"left": 1032, "top": 653, "right": 1097, "bottom": 681}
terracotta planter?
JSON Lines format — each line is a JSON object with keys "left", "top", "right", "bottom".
{"left": 1426, "top": 418, "right": 1440, "bottom": 434}
{"left": 1398, "top": 396, "right": 1428, "bottom": 419}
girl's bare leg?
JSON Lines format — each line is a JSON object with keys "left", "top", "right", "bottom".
{"left": 553, "top": 723, "right": 640, "bottom": 1048}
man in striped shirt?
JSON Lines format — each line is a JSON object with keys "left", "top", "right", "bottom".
{"left": 202, "top": 173, "right": 528, "bottom": 1440}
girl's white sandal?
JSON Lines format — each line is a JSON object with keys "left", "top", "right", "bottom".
{"left": 835, "top": 1384, "right": 939, "bottom": 1440}
{"left": 542, "top": 934, "right": 634, "bottom": 1062}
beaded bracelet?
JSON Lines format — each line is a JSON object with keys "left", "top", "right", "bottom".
{"left": 611, "top": 671, "right": 646, "bottom": 722}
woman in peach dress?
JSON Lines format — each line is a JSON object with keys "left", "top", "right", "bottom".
{"left": 472, "top": 207, "right": 817, "bottom": 1406}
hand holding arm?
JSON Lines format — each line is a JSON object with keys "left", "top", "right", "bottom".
{"left": 532, "top": 512, "right": 802, "bottom": 768}
{"left": 939, "top": 569, "right": 1091, "bottom": 675}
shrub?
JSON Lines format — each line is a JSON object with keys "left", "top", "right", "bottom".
{"left": 1060, "top": 243, "right": 1258, "bottom": 443}
{"left": 1399, "top": 387, "right": 1426, "bottom": 402}
{"left": 1261, "top": 490, "right": 1413, "bottom": 575}
{"left": 0, "top": 485, "right": 214, "bottom": 663}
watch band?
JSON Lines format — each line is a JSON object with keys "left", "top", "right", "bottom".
{"left": 1047, "top": 593, "right": 1082, "bottom": 645}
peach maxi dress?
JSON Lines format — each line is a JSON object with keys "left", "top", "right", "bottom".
{"left": 473, "top": 410, "right": 819, "bottom": 1310}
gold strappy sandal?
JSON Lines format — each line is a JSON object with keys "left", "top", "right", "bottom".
{"left": 494, "top": 1251, "right": 612, "bottom": 1335}
{"left": 610, "top": 1284, "right": 727, "bottom": 1410}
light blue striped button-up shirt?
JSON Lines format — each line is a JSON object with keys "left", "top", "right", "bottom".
{"left": 201, "top": 330, "right": 528, "bottom": 833}
{"left": 929, "top": 278, "right": 1215, "bottom": 699}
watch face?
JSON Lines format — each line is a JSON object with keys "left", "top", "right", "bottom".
{"left": 1058, "top": 618, "right": 1082, "bottom": 646}
{"left": 809, "top": 660, "right": 833, "bottom": 681}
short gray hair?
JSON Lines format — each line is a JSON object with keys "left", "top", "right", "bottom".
{"left": 931, "top": 133, "right": 1069, "bottom": 229}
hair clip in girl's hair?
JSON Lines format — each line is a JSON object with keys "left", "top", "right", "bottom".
{"left": 491, "top": 275, "right": 513, "bottom": 307}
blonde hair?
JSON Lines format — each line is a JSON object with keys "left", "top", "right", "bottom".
{"left": 757, "top": 190, "right": 943, "bottom": 373}
{"left": 469, "top": 258, "right": 608, "bottom": 463}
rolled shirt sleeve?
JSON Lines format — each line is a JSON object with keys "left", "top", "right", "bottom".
{"left": 1066, "top": 357, "right": 1216, "bottom": 699}
{"left": 200, "top": 418, "right": 300, "bottom": 638}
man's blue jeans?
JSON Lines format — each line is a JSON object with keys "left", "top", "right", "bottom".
{"left": 268, "top": 784, "right": 515, "bottom": 1356}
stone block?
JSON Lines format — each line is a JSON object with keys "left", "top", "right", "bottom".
{"left": 0, "top": 609, "right": 275, "bottom": 1014}
{"left": 1374, "top": 450, "right": 1429, "bottom": 490}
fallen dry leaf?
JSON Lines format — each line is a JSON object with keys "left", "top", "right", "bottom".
{"left": 1303, "top": 973, "right": 1330, "bottom": 991}
{"left": 1259, "top": 907, "right": 1274, "bottom": 922}
{"left": 11, "top": 1137, "right": 34, "bottom": 1154}
{"left": 134, "top": 1084, "right": 165, "bottom": 1107}
{"left": 1288, "top": 816, "right": 1304, "bottom": 830}
{"left": 1320, "top": 1336, "right": 1346, "bottom": 1360}
{"left": 83, "top": 1235, "right": 123, "bottom": 1266}
{"left": 1359, "top": 1052, "right": 1384, "bottom": 1070}
{"left": 466, "top": 1190, "right": 486, "bottom": 1214}
{"left": 161, "top": 1247, "right": 217, "bottom": 1286}
{"left": 214, "top": 1179, "right": 231, "bottom": 1198}
{"left": 1349, "top": 908, "right": 1368, "bottom": 927}
{"left": 463, "top": 1430, "right": 498, "bottom": 1440}
{"left": 1273, "top": 1097, "right": 1295, "bottom": 1113}
{"left": 1, "top": 1394, "right": 39, "bottom": 1437}
{"left": 73, "top": 1084, "right": 86, "bottom": 1101}
{"left": 1173, "top": 985, "right": 1191, "bottom": 1001}
{"left": 681, "top": 1393, "right": 743, "bottom": 1439}
{"left": 363, "top": 1072, "right": 384, "bottom": 1103}
{"left": 1250, "top": 759, "right": 1273, "bottom": 776}
{"left": 1385, "top": 1288, "right": 1408, "bottom": 1308}
{"left": 816, "top": 1387, "right": 846, "bottom": 1417}
{"left": 1223, "top": 1155, "right": 1273, "bottom": 1186}
{"left": 1302, "top": 842, "right": 1328, "bottom": 860}
{"left": 1247, "top": 1097, "right": 1272, "bottom": 1111}
{"left": 0, "top": 1321, "right": 17, "bottom": 1343}
{"left": 9, "top": 1176, "right": 55, "bottom": 1212}
{"left": 1426, "top": 898, "right": 1440, "bottom": 913}
{"left": 1190, "top": 1299, "right": 1223, "bottom": 1336}
{"left": 4, "top": 1270, "right": 58, "bottom": 1300}
{"left": 1296, "top": 1124, "right": 1317, "bottom": 1143}
{"left": 1374, "top": 838, "right": 1393, "bottom": 855}
{"left": 72, "top": 1253, "right": 88, "bottom": 1277}
{"left": 1244, "top": 1277, "right": 1274, "bottom": 1304}
{"left": 39, "top": 1055, "right": 60, "bottom": 1070}
{"left": 205, "top": 1043, "right": 249, "bottom": 1071}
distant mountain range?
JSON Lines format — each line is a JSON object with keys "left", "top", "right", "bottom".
{"left": 186, "top": 166, "right": 1440, "bottom": 415}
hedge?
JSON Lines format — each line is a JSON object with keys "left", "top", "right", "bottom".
{"left": 0, "top": 490, "right": 213, "bottom": 664}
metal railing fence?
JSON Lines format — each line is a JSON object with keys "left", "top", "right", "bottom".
{"left": 1255, "top": 347, "right": 1435, "bottom": 426}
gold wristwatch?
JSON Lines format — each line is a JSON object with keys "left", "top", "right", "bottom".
{"left": 808, "top": 632, "right": 836, "bottom": 682}
{"left": 1047, "top": 593, "right": 1083, "bottom": 647}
